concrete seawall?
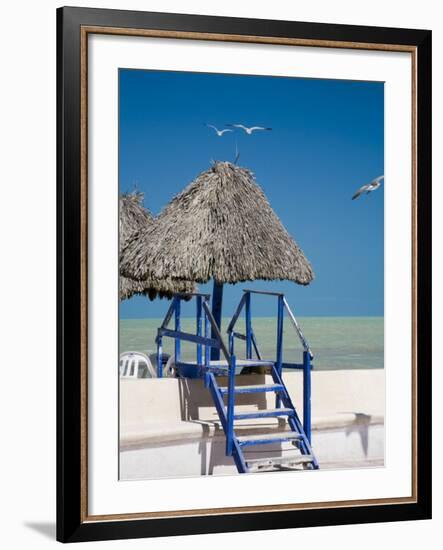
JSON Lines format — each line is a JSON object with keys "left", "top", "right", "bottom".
{"left": 120, "top": 369, "right": 384, "bottom": 479}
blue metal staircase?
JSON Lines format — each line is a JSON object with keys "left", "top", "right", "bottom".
{"left": 156, "top": 290, "right": 319, "bottom": 473}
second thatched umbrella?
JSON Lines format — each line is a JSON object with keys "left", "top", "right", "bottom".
{"left": 119, "top": 191, "right": 195, "bottom": 300}
{"left": 121, "top": 162, "right": 314, "bottom": 356}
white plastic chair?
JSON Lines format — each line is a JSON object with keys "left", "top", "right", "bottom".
{"left": 119, "top": 352, "right": 156, "bottom": 379}
{"left": 148, "top": 353, "right": 176, "bottom": 378}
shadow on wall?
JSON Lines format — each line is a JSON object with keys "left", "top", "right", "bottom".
{"left": 177, "top": 376, "right": 291, "bottom": 475}
{"left": 344, "top": 412, "right": 372, "bottom": 456}
{"left": 177, "top": 375, "right": 269, "bottom": 421}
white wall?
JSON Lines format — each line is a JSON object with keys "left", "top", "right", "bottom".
{"left": 0, "top": 1, "right": 439, "bottom": 549}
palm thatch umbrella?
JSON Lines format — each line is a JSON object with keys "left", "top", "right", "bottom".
{"left": 121, "top": 162, "right": 314, "bottom": 356}
{"left": 119, "top": 191, "right": 195, "bottom": 300}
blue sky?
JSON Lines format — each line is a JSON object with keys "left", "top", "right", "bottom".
{"left": 119, "top": 69, "right": 384, "bottom": 319}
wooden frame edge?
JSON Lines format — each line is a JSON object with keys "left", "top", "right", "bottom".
{"left": 83, "top": 496, "right": 417, "bottom": 523}
{"left": 62, "top": 14, "right": 430, "bottom": 539}
{"left": 79, "top": 26, "right": 419, "bottom": 523}
{"left": 80, "top": 25, "right": 89, "bottom": 524}
{"left": 81, "top": 25, "right": 417, "bottom": 53}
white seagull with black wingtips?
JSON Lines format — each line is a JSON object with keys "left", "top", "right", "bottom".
{"left": 228, "top": 124, "right": 272, "bottom": 134}
{"left": 352, "top": 175, "right": 384, "bottom": 200}
{"left": 205, "top": 124, "right": 233, "bottom": 136}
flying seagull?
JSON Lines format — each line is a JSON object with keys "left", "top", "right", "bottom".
{"left": 205, "top": 124, "right": 233, "bottom": 136}
{"left": 228, "top": 124, "right": 272, "bottom": 134}
{"left": 352, "top": 175, "right": 384, "bottom": 200}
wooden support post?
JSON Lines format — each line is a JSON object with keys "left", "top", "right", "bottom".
{"left": 157, "top": 331, "right": 163, "bottom": 378}
{"left": 196, "top": 296, "right": 202, "bottom": 366}
{"left": 229, "top": 332, "right": 234, "bottom": 355}
{"left": 211, "top": 280, "right": 223, "bottom": 360}
{"left": 226, "top": 355, "right": 236, "bottom": 456}
{"left": 174, "top": 298, "right": 181, "bottom": 365}
{"left": 276, "top": 295, "right": 284, "bottom": 408}
{"left": 303, "top": 350, "right": 312, "bottom": 444}
{"left": 245, "top": 291, "right": 252, "bottom": 359}
{"left": 204, "top": 300, "right": 210, "bottom": 387}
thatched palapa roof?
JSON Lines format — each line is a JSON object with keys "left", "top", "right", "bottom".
{"left": 121, "top": 162, "right": 314, "bottom": 285}
{"left": 120, "top": 191, "right": 153, "bottom": 248}
{"left": 119, "top": 192, "right": 195, "bottom": 300}
{"left": 119, "top": 273, "right": 196, "bottom": 301}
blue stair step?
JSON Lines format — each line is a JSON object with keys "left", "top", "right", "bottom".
{"left": 245, "top": 454, "right": 314, "bottom": 471}
{"left": 155, "top": 291, "right": 319, "bottom": 473}
{"left": 180, "top": 359, "right": 274, "bottom": 370}
{"left": 237, "top": 431, "right": 302, "bottom": 447}
{"left": 218, "top": 383, "right": 284, "bottom": 395}
{"left": 234, "top": 408, "right": 294, "bottom": 420}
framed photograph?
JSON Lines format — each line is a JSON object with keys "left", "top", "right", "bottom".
{"left": 57, "top": 6, "right": 432, "bottom": 543}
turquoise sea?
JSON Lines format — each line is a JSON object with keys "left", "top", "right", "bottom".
{"left": 120, "top": 317, "right": 383, "bottom": 371}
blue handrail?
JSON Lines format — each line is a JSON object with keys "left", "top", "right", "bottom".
{"left": 156, "top": 295, "right": 230, "bottom": 375}
{"left": 242, "top": 288, "right": 285, "bottom": 297}
{"left": 227, "top": 289, "right": 314, "bottom": 443}
{"left": 155, "top": 289, "right": 314, "bottom": 455}
{"left": 282, "top": 296, "right": 313, "bottom": 359}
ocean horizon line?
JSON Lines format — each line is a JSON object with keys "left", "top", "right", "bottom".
{"left": 120, "top": 315, "right": 384, "bottom": 321}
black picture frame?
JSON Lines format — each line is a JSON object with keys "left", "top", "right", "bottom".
{"left": 57, "top": 6, "right": 432, "bottom": 543}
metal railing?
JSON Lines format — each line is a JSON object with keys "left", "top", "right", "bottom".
{"left": 157, "top": 293, "right": 212, "bottom": 378}
{"left": 155, "top": 289, "right": 314, "bottom": 451}
{"left": 227, "top": 289, "right": 314, "bottom": 442}
{"left": 156, "top": 293, "right": 237, "bottom": 454}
